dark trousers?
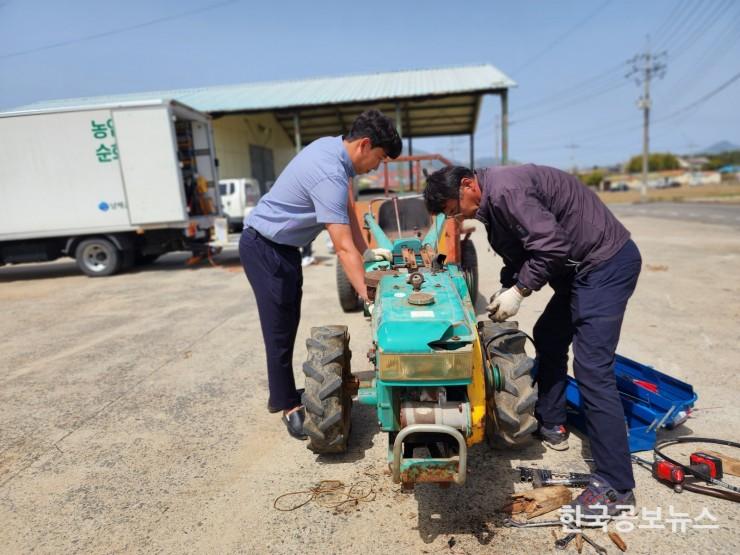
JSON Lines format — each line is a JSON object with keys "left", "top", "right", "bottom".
{"left": 239, "top": 227, "right": 303, "bottom": 411}
{"left": 533, "top": 240, "right": 642, "bottom": 491}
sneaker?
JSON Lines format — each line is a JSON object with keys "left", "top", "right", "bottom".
{"left": 537, "top": 424, "right": 570, "bottom": 451}
{"left": 301, "top": 255, "right": 315, "bottom": 267}
{"left": 568, "top": 473, "right": 635, "bottom": 522}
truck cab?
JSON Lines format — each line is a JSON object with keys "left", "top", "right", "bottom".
{"left": 218, "top": 178, "right": 260, "bottom": 232}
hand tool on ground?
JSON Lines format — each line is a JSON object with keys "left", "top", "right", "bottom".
{"left": 575, "top": 533, "right": 583, "bottom": 553}
{"left": 518, "top": 466, "right": 592, "bottom": 488}
{"left": 689, "top": 452, "right": 723, "bottom": 480}
{"left": 502, "top": 517, "right": 563, "bottom": 528}
{"left": 631, "top": 454, "right": 685, "bottom": 492}
{"left": 608, "top": 531, "right": 627, "bottom": 552}
{"left": 700, "top": 449, "right": 740, "bottom": 477}
{"left": 555, "top": 532, "right": 578, "bottom": 550}
{"left": 500, "top": 485, "right": 573, "bottom": 518}
{"left": 654, "top": 437, "right": 740, "bottom": 500}
{"left": 580, "top": 532, "right": 607, "bottom": 555}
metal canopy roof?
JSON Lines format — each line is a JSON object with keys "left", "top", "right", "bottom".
{"left": 11, "top": 64, "right": 515, "bottom": 143}
{"left": 275, "top": 94, "right": 489, "bottom": 144}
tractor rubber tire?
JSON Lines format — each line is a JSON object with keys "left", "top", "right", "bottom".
{"left": 302, "top": 325, "right": 353, "bottom": 454}
{"left": 336, "top": 262, "right": 361, "bottom": 312}
{"left": 460, "top": 238, "right": 479, "bottom": 301}
{"left": 480, "top": 320, "right": 538, "bottom": 449}
{"left": 75, "top": 237, "right": 122, "bottom": 277}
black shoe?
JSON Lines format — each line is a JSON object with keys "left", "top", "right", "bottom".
{"left": 537, "top": 424, "right": 570, "bottom": 451}
{"left": 282, "top": 407, "right": 307, "bottom": 440}
{"left": 267, "top": 388, "right": 304, "bottom": 413}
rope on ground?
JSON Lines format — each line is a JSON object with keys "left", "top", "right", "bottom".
{"left": 273, "top": 479, "right": 376, "bottom": 511}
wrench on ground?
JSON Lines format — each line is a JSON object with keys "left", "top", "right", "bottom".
{"left": 580, "top": 532, "right": 607, "bottom": 555}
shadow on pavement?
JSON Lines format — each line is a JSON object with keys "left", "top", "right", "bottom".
{"left": 413, "top": 440, "right": 547, "bottom": 545}
{"left": 0, "top": 251, "right": 243, "bottom": 282}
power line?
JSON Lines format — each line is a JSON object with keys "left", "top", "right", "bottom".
{"left": 0, "top": 0, "right": 240, "bottom": 60}
{"left": 666, "top": 0, "right": 732, "bottom": 62}
{"left": 511, "top": 80, "right": 630, "bottom": 125}
{"left": 521, "top": 70, "right": 740, "bottom": 154}
{"left": 655, "top": 68, "right": 740, "bottom": 123}
{"left": 651, "top": 0, "right": 692, "bottom": 45}
{"left": 663, "top": 7, "right": 740, "bottom": 108}
{"left": 654, "top": 0, "right": 708, "bottom": 52}
{"left": 514, "top": 61, "right": 628, "bottom": 113}
{"left": 512, "top": 0, "right": 613, "bottom": 74}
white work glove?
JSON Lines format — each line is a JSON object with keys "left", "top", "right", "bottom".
{"left": 363, "top": 248, "right": 392, "bottom": 262}
{"left": 488, "top": 287, "right": 507, "bottom": 305}
{"left": 487, "top": 286, "right": 524, "bottom": 322}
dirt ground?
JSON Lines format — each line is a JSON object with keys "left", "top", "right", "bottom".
{"left": 1, "top": 209, "right": 739, "bottom": 554}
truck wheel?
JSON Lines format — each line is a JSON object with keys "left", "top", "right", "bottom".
{"left": 480, "top": 321, "right": 538, "bottom": 449}
{"left": 75, "top": 238, "right": 121, "bottom": 277}
{"left": 302, "top": 325, "right": 352, "bottom": 454}
{"left": 336, "top": 262, "right": 361, "bottom": 312}
{"left": 460, "top": 238, "right": 479, "bottom": 301}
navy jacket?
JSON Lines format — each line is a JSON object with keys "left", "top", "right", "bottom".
{"left": 474, "top": 164, "right": 630, "bottom": 291}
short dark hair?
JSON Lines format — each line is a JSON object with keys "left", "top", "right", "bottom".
{"left": 346, "top": 109, "right": 402, "bottom": 159}
{"left": 423, "top": 165, "right": 473, "bottom": 214}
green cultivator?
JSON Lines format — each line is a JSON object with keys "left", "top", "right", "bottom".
{"left": 303, "top": 195, "right": 538, "bottom": 488}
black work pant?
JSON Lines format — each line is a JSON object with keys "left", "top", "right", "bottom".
{"left": 533, "top": 239, "right": 642, "bottom": 491}
{"left": 239, "top": 227, "right": 303, "bottom": 412}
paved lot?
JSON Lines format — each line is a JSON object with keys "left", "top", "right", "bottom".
{"left": 610, "top": 201, "right": 740, "bottom": 228}
{"left": 1, "top": 206, "right": 739, "bottom": 554}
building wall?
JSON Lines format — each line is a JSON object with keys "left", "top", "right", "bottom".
{"left": 212, "top": 113, "right": 296, "bottom": 183}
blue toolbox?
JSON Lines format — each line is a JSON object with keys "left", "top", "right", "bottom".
{"left": 565, "top": 354, "right": 698, "bottom": 453}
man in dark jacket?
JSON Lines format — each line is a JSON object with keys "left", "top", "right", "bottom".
{"left": 423, "top": 164, "right": 642, "bottom": 517}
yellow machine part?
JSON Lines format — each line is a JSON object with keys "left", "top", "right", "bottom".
{"left": 466, "top": 333, "right": 486, "bottom": 446}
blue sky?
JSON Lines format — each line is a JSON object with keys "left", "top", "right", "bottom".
{"left": 1, "top": 0, "right": 738, "bottom": 169}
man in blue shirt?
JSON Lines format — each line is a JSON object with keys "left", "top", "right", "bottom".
{"left": 240, "top": 110, "right": 402, "bottom": 440}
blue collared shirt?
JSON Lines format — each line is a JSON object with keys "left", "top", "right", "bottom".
{"left": 244, "top": 136, "right": 356, "bottom": 247}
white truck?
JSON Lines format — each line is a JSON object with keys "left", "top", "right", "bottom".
{"left": 218, "top": 177, "right": 261, "bottom": 232}
{"left": 0, "top": 99, "right": 226, "bottom": 276}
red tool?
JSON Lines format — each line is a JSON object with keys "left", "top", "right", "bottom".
{"left": 632, "top": 455, "right": 685, "bottom": 492}
{"left": 632, "top": 379, "right": 658, "bottom": 393}
{"left": 689, "top": 452, "right": 723, "bottom": 480}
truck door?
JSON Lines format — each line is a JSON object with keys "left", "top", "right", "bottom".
{"left": 113, "top": 106, "right": 187, "bottom": 225}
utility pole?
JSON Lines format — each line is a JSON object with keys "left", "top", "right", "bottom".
{"left": 565, "top": 143, "right": 580, "bottom": 174}
{"left": 627, "top": 38, "right": 666, "bottom": 201}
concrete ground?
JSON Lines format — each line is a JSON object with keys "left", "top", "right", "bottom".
{"left": 1, "top": 205, "right": 739, "bottom": 554}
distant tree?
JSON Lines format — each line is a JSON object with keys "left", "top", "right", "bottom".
{"left": 627, "top": 152, "right": 679, "bottom": 173}
{"left": 581, "top": 170, "right": 605, "bottom": 187}
{"left": 705, "top": 150, "right": 740, "bottom": 170}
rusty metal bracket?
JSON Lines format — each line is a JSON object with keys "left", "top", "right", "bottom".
{"left": 391, "top": 424, "right": 468, "bottom": 485}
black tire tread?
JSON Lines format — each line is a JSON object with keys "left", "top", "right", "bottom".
{"left": 481, "top": 321, "right": 538, "bottom": 449}
{"left": 460, "top": 239, "right": 479, "bottom": 301}
{"left": 336, "top": 264, "right": 361, "bottom": 312}
{"left": 302, "top": 325, "right": 352, "bottom": 453}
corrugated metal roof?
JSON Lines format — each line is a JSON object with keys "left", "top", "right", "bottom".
{"left": 11, "top": 64, "right": 515, "bottom": 114}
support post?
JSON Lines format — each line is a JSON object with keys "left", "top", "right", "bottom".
{"left": 469, "top": 134, "right": 475, "bottom": 169}
{"left": 408, "top": 136, "right": 414, "bottom": 190}
{"left": 500, "top": 90, "right": 509, "bottom": 165}
{"left": 293, "top": 113, "right": 301, "bottom": 155}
